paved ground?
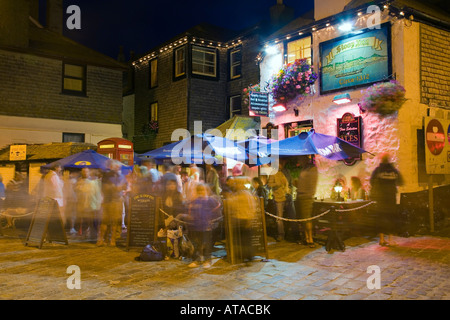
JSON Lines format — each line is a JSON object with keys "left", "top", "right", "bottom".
{"left": 1, "top": 226, "right": 449, "bottom": 301}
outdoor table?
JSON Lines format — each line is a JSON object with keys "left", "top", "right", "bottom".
{"left": 313, "top": 199, "right": 372, "bottom": 252}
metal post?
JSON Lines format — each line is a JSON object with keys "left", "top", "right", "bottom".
{"left": 428, "top": 175, "right": 434, "bottom": 233}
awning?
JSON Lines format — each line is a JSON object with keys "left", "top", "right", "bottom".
{"left": 214, "top": 115, "right": 261, "bottom": 141}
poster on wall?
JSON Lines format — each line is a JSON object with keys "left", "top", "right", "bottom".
{"left": 424, "top": 117, "right": 450, "bottom": 174}
{"left": 337, "top": 112, "right": 362, "bottom": 165}
{"left": 319, "top": 23, "right": 392, "bottom": 94}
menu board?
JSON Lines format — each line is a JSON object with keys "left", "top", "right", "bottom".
{"left": 249, "top": 92, "right": 269, "bottom": 117}
{"left": 25, "top": 197, "right": 68, "bottom": 249}
{"left": 224, "top": 197, "right": 268, "bottom": 264}
{"left": 126, "top": 193, "right": 158, "bottom": 249}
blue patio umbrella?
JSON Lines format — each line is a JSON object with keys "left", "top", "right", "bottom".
{"left": 249, "top": 130, "right": 371, "bottom": 162}
{"left": 237, "top": 135, "right": 275, "bottom": 166}
{"left": 41, "top": 149, "right": 132, "bottom": 173}
{"left": 138, "top": 133, "right": 248, "bottom": 165}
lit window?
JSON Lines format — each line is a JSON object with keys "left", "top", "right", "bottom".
{"left": 149, "top": 59, "right": 158, "bottom": 88}
{"left": 150, "top": 102, "right": 158, "bottom": 122}
{"left": 230, "top": 47, "right": 242, "bottom": 79}
{"left": 229, "top": 95, "right": 241, "bottom": 118}
{"left": 62, "top": 63, "right": 85, "bottom": 94}
{"left": 174, "top": 47, "right": 186, "bottom": 78}
{"left": 192, "top": 45, "right": 216, "bottom": 77}
{"left": 287, "top": 36, "right": 312, "bottom": 64}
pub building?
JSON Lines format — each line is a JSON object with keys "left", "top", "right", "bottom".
{"left": 256, "top": 0, "right": 450, "bottom": 214}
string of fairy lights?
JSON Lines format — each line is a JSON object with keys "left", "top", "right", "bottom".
{"left": 132, "top": 0, "right": 412, "bottom": 67}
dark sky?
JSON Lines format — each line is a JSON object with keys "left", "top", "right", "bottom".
{"left": 57, "top": 0, "right": 314, "bottom": 61}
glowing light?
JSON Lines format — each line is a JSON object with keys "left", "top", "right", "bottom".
{"left": 272, "top": 103, "right": 287, "bottom": 112}
{"left": 265, "top": 45, "right": 278, "bottom": 55}
{"left": 333, "top": 93, "right": 352, "bottom": 105}
{"left": 339, "top": 22, "right": 353, "bottom": 32}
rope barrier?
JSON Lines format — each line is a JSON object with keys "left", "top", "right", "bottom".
{"left": 264, "top": 201, "right": 376, "bottom": 223}
{"left": 0, "top": 210, "right": 34, "bottom": 218}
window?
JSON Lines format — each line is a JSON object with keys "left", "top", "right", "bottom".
{"left": 192, "top": 45, "right": 216, "bottom": 77}
{"left": 62, "top": 63, "right": 86, "bottom": 94}
{"left": 229, "top": 47, "right": 242, "bottom": 79}
{"left": 174, "top": 47, "right": 186, "bottom": 78}
{"left": 150, "top": 102, "right": 158, "bottom": 122}
{"left": 62, "top": 132, "right": 85, "bottom": 143}
{"left": 149, "top": 59, "right": 158, "bottom": 88}
{"left": 229, "top": 95, "right": 241, "bottom": 118}
{"left": 287, "top": 36, "right": 312, "bottom": 64}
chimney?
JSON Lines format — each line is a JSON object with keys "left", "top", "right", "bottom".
{"left": 270, "top": 0, "right": 294, "bottom": 28}
{"left": 46, "top": 0, "right": 63, "bottom": 34}
{"left": 0, "top": 0, "right": 30, "bottom": 48}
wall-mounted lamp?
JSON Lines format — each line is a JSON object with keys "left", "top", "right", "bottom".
{"left": 334, "top": 182, "right": 343, "bottom": 201}
{"left": 333, "top": 93, "right": 352, "bottom": 105}
{"left": 293, "top": 107, "right": 299, "bottom": 116}
{"left": 272, "top": 103, "right": 287, "bottom": 112}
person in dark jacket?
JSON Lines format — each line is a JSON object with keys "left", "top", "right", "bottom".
{"left": 370, "top": 153, "right": 404, "bottom": 247}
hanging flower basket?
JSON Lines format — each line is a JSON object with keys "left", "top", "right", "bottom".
{"left": 359, "top": 80, "right": 406, "bottom": 116}
{"left": 269, "top": 58, "right": 318, "bottom": 105}
{"left": 242, "top": 84, "right": 261, "bottom": 110}
{"left": 142, "top": 120, "right": 159, "bottom": 140}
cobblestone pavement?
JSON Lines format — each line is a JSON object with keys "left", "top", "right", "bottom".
{"left": 0, "top": 228, "right": 449, "bottom": 301}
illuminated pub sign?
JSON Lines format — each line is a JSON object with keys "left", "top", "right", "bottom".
{"left": 337, "top": 112, "right": 362, "bottom": 165}
{"left": 319, "top": 23, "right": 392, "bottom": 94}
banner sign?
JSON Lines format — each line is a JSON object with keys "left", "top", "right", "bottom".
{"left": 320, "top": 23, "right": 392, "bottom": 94}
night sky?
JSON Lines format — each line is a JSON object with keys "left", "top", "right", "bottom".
{"left": 56, "top": 0, "right": 314, "bottom": 61}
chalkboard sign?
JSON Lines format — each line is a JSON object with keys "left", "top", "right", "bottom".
{"left": 224, "top": 196, "right": 269, "bottom": 264}
{"left": 126, "top": 193, "right": 159, "bottom": 249}
{"left": 25, "top": 197, "right": 68, "bottom": 249}
{"left": 249, "top": 92, "right": 269, "bottom": 117}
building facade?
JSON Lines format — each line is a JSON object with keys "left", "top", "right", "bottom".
{"left": 0, "top": 0, "right": 126, "bottom": 149}
{"left": 258, "top": 0, "right": 450, "bottom": 200}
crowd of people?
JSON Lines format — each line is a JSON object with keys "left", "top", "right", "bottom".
{"left": 0, "top": 152, "right": 404, "bottom": 266}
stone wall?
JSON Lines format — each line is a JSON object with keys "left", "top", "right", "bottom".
{"left": 420, "top": 24, "right": 450, "bottom": 109}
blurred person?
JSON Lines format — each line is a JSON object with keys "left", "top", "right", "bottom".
{"left": 251, "top": 177, "right": 268, "bottom": 209}
{"left": 350, "top": 176, "right": 366, "bottom": 200}
{"left": 267, "top": 164, "right": 289, "bottom": 242}
{"left": 295, "top": 156, "right": 318, "bottom": 247}
{"left": 228, "top": 176, "right": 259, "bottom": 264}
{"left": 189, "top": 164, "right": 201, "bottom": 182}
{"left": 180, "top": 168, "right": 191, "bottom": 200}
{"left": 205, "top": 164, "right": 221, "bottom": 196}
{"left": 186, "top": 183, "right": 222, "bottom": 268}
{"left": 0, "top": 174, "right": 5, "bottom": 211}
{"left": 370, "top": 153, "right": 404, "bottom": 247}
{"left": 97, "top": 160, "right": 127, "bottom": 247}
{"left": 172, "top": 165, "right": 183, "bottom": 194}
{"left": 64, "top": 170, "right": 80, "bottom": 235}
{"left": 162, "top": 177, "right": 186, "bottom": 258}
{"left": 43, "top": 164, "right": 65, "bottom": 224}
{"left": 143, "top": 159, "right": 161, "bottom": 193}
{"left": 74, "top": 168, "right": 101, "bottom": 240}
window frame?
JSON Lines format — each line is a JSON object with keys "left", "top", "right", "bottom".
{"left": 229, "top": 46, "right": 242, "bottom": 80}
{"left": 62, "top": 62, "right": 87, "bottom": 96}
{"left": 149, "top": 101, "right": 158, "bottom": 122}
{"left": 229, "top": 95, "right": 242, "bottom": 119}
{"left": 173, "top": 46, "right": 187, "bottom": 80}
{"left": 149, "top": 58, "right": 158, "bottom": 89}
{"left": 284, "top": 34, "right": 312, "bottom": 65}
{"left": 190, "top": 45, "right": 218, "bottom": 80}
{"left": 62, "top": 132, "right": 85, "bottom": 143}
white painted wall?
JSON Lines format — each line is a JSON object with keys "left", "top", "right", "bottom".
{"left": 0, "top": 115, "right": 123, "bottom": 149}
